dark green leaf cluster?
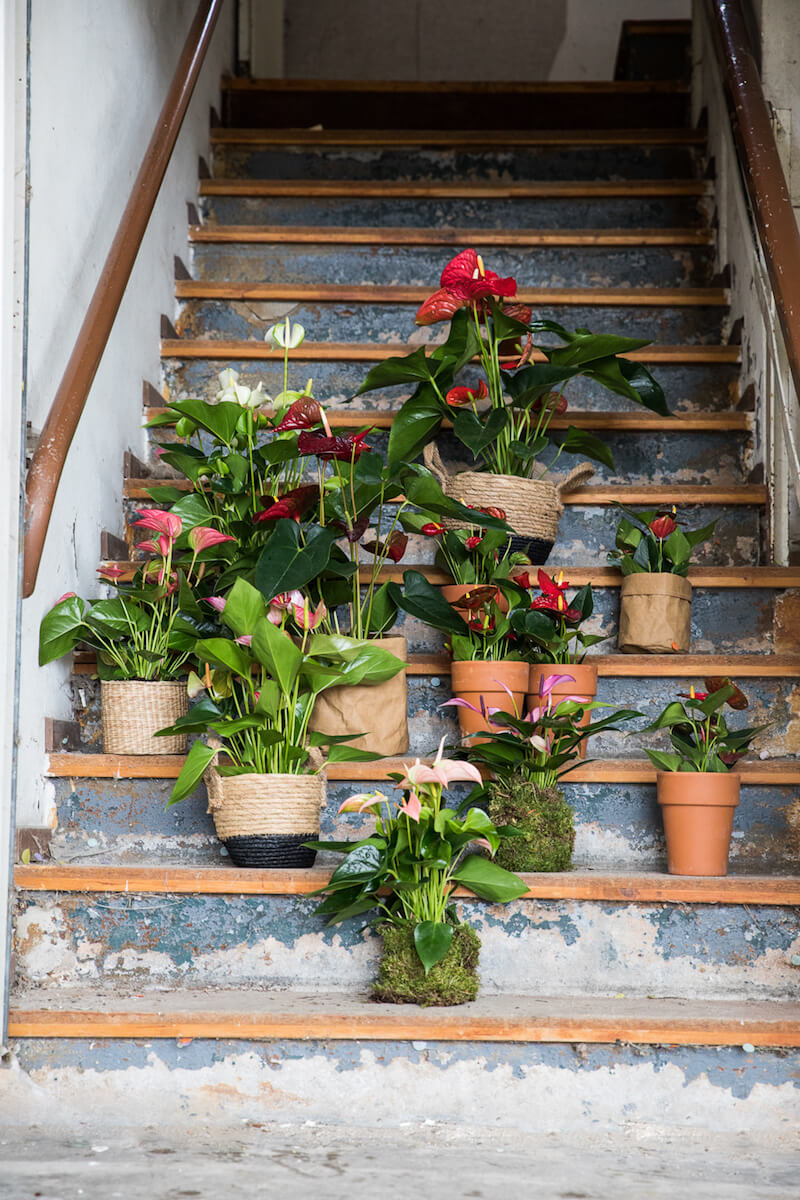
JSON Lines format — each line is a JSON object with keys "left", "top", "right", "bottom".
{"left": 608, "top": 504, "right": 716, "bottom": 576}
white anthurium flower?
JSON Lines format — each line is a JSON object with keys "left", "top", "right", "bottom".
{"left": 242, "top": 381, "right": 267, "bottom": 409}
{"left": 265, "top": 318, "right": 305, "bottom": 349}
{"left": 216, "top": 367, "right": 240, "bottom": 395}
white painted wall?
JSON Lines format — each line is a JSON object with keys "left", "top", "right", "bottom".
{"left": 16, "top": 0, "right": 233, "bottom": 827}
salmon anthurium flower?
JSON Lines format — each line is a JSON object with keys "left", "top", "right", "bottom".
{"left": 337, "top": 791, "right": 386, "bottom": 816}
{"left": 188, "top": 526, "right": 236, "bottom": 553}
{"left": 132, "top": 508, "right": 182, "bottom": 540}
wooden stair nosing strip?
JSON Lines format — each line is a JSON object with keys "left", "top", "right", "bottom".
{"left": 188, "top": 225, "right": 714, "bottom": 247}
{"left": 198, "top": 178, "right": 715, "bottom": 199}
{"left": 15, "top": 864, "right": 800, "bottom": 906}
{"left": 175, "top": 282, "right": 726, "bottom": 307}
{"left": 160, "top": 339, "right": 741, "bottom": 365}
{"left": 44, "top": 754, "right": 800, "bottom": 787}
{"left": 123, "top": 478, "right": 767, "bottom": 505}
{"left": 147, "top": 406, "right": 749, "bottom": 433}
{"left": 209, "top": 127, "right": 706, "bottom": 147}
{"left": 222, "top": 78, "right": 691, "bottom": 96}
{"left": 8, "top": 998, "right": 800, "bottom": 1046}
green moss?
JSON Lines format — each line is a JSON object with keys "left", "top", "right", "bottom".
{"left": 488, "top": 776, "right": 575, "bottom": 872}
{"left": 372, "top": 923, "right": 481, "bottom": 1007}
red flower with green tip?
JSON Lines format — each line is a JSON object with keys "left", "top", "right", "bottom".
{"left": 445, "top": 380, "right": 489, "bottom": 408}
{"left": 465, "top": 535, "right": 482, "bottom": 550}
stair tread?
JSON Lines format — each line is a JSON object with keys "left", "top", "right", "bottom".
{"left": 160, "top": 339, "right": 741, "bottom": 364}
{"left": 223, "top": 78, "right": 691, "bottom": 95}
{"left": 199, "top": 178, "right": 714, "bottom": 198}
{"left": 15, "top": 863, "right": 800, "bottom": 905}
{"left": 9, "top": 988, "right": 800, "bottom": 1046}
{"left": 210, "top": 127, "right": 705, "bottom": 147}
{"left": 189, "top": 225, "right": 713, "bottom": 246}
{"left": 175, "top": 282, "right": 726, "bottom": 306}
{"left": 44, "top": 754, "right": 800, "bottom": 786}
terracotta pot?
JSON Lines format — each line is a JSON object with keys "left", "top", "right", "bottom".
{"left": 309, "top": 635, "right": 408, "bottom": 756}
{"left": 526, "top": 662, "right": 598, "bottom": 759}
{"left": 450, "top": 660, "right": 529, "bottom": 739}
{"left": 657, "top": 771, "right": 740, "bottom": 876}
{"left": 619, "top": 573, "right": 692, "bottom": 654}
{"left": 440, "top": 584, "right": 509, "bottom": 616}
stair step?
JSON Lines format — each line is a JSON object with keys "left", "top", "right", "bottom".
{"left": 199, "top": 178, "right": 714, "bottom": 198}
{"left": 211, "top": 128, "right": 705, "bottom": 147}
{"left": 16, "top": 864, "right": 800, "bottom": 905}
{"left": 175, "top": 282, "right": 726, "bottom": 306}
{"left": 161, "top": 340, "right": 740, "bottom": 364}
{"left": 42, "top": 755, "right": 800, "bottom": 787}
{"left": 189, "top": 225, "right": 714, "bottom": 247}
{"left": 9, "top": 991, "right": 800, "bottom": 1047}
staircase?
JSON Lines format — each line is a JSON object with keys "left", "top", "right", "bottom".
{"left": 7, "top": 54, "right": 800, "bottom": 1132}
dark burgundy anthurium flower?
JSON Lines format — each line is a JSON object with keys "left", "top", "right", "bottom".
{"left": 445, "top": 380, "right": 488, "bottom": 407}
{"left": 297, "top": 431, "right": 371, "bottom": 461}
{"left": 275, "top": 396, "right": 323, "bottom": 431}
{"left": 334, "top": 513, "right": 370, "bottom": 544}
{"left": 363, "top": 530, "right": 408, "bottom": 563}
{"left": 253, "top": 484, "right": 319, "bottom": 524}
{"left": 704, "top": 676, "right": 749, "bottom": 710}
{"left": 532, "top": 392, "right": 568, "bottom": 416}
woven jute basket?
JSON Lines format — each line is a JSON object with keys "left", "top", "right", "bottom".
{"left": 101, "top": 679, "right": 188, "bottom": 755}
{"left": 204, "top": 743, "right": 325, "bottom": 868}
{"left": 423, "top": 444, "right": 594, "bottom": 563}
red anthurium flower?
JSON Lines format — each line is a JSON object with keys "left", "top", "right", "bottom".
{"left": 678, "top": 687, "right": 709, "bottom": 702}
{"left": 276, "top": 396, "right": 323, "bottom": 431}
{"left": 297, "top": 430, "right": 371, "bottom": 461}
{"left": 97, "top": 565, "right": 125, "bottom": 581}
{"left": 501, "top": 302, "right": 533, "bottom": 325}
{"left": 188, "top": 526, "right": 236, "bottom": 553}
{"left": 649, "top": 513, "right": 677, "bottom": 540}
{"left": 465, "top": 535, "right": 482, "bottom": 550}
{"left": 440, "top": 249, "right": 517, "bottom": 303}
{"left": 445, "top": 380, "right": 489, "bottom": 408}
{"left": 421, "top": 522, "right": 445, "bottom": 537}
{"left": 530, "top": 569, "right": 581, "bottom": 622}
{"left": 132, "top": 508, "right": 182, "bottom": 540}
{"left": 466, "top": 611, "right": 495, "bottom": 634}
{"left": 501, "top": 334, "right": 534, "bottom": 369}
{"left": 532, "top": 392, "right": 568, "bottom": 416}
{"left": 415, "top": 287, "right": 465, "bottom": 326}
{"left": 509, "top": 568, "right": 533, "bottom": 589}
{"left": 472, "top": 504, "right": 506, "bottom": 521}
{"left": 253, "top": 484, "right": 319, "bottom": 524}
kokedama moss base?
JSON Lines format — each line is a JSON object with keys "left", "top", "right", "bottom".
{"left": 372, "top": 923, "right": 481, "bottom": 1007}
{"left": 488, "top": 778, "right": 576, "bottom": 872}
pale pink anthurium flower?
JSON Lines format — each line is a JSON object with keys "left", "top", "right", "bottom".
{"left": 337, "top": 790, "right": 386, "bottom": 816}
{"left": 399, "top": 737, "right": 483, "bottom": 789}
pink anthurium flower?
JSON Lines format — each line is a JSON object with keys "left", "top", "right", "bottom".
{"left": 398, "top": 737, "right": 483, "bottom": 789}
{"left": 132, "top": 508, "right": 182, "bottom": 540}
{"left": 337, "top": 791, "right": 386, "bottom": 815}
{"left": 204, "top": 595, "right": 226, "bottom": 613}
{"left": 136, "top": 535, "right": 171, "bottom": 557}
{"left": 398, "top": 791, "right": 422, "bottom": 822}
{"left": 188, "top": 526, "right": 236, "bottom": 553}
{"left": 235, "top": 635, "right": 253, "bottom": 647}
{"left": 96, "top": 565, "right": 125, "bottom": 581}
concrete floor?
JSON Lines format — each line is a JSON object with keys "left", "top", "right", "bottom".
{"left": 1, "top": 1125, "right": 797, "bottom": 1200}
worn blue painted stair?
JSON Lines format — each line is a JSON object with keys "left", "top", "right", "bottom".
{"left": 8, "top": 73, "right": 800, "bottom": 1131}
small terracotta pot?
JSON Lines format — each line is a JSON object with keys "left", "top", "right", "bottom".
{"left": 527, "top": 662, "right": 598, "bottom": 759}
{"left": 657, "top": 771, "right": 740, "bottom": 876}
{"left": 440, "top": 584, "right": 509, "bottom": 616}
{"left": 450, "top": 660, "right": 529, "bottom": 739}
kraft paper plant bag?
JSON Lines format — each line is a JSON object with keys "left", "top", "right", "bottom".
{"left": 618, "top": 573, "right": 692, "bottom": 654}
{"left": 309, "top": 635, "right": 409, "bottom": 756}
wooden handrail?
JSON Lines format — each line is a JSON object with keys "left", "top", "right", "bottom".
{"left": 22, "top": 0, "right": 225, "bottom": 598}
{"left": 705, "top": 0, "right": 800, "bottom": 401}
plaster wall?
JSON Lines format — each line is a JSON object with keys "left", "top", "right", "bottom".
{"left": 16, "top": 0, "right": 234, "bottom": 827}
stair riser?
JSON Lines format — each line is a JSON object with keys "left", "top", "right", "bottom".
{"left": 162, "top": 358, "right": 740, "bottom": 412}
{"left": 212, "top": 145, "right": 702, "bottom": 182}
{"left": 48, "top": 776, "right": 798, "bottom": 871}
{"left": 176, "top": 299, "right": 727, "bottom": 347}
{"left": 190, "top": 243, "right": 714, "bottom": 289}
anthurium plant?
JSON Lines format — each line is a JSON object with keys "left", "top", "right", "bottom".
{"left": 412, "top": 503, "right": 530, "bottom": 589}
{"left": 447, "top": 673, "right": 640, "bottom": 789}
{"left": 608, "top": 504, "right": 716, "bottom": 576}
{"left": 638, "top": 679, "right": 767, "bottom": 773}
{"left": 306, "top": 739, "right": 528, "bottom": 973}
{"left": 509, "top": 569, "right": 607, "bottom": 664}
{"left": 354, "top": 248, "right": 668, "bottom": 472}
{"left": 161, "top": 578, "right": 399, "bottom": 804}
{"left": 388, "top": 570, "right": 524, "bottom": 662}
{"left": 38, "top": 511, "right": 235, "bottom": 680}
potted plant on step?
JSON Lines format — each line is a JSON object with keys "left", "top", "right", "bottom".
{"left": 307, "top": 739, "right": 528, "bottom": 1006}
{"left": 607, "top": 504, "right": 716, "bottom": 653}
{"left": 160, "top": 578, "right": 392, "bottom": 867}
{"left": 447, "top": 673, "right": 639, "bottom": 871}
{"left": 356, "top": 248, "right": 668, "bottom": 563}
{"left": 38, "top": 512, "right": 235, "bottom": 755}
{"left": 414, "top": 505, "right": 531, "bottom": 616}
{"left": 638, "top": 678, "right": 767, "bottom": 876}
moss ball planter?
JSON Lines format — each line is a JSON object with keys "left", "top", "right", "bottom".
{"left": 372, "top": 923, "right": 481, "bottom": 1006}
{"left": 488, "top": 776, "right": 575, "bottom": 872}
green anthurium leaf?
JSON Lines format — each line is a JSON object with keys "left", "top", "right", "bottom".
{"left": 400, "top": 468, "right": 507, "bottom": 529}
{"left": 144, "top": 485, "right": 187, "bottom": 504}
{"left": 413, "top": 921, "right": 454, "bottom": 974}
{"left": 645, "top": 749, "right": 684, "bottom": 772}
{"left": 451, "top": 854, "right": 529, "bottom": 902}
{"left": 386, "top": 383, "right": 444, "bottom": 465}
{"left": 364, "top": 580, "right": 399, "bottom": 636}
{"left": 328, "top": 842, "right": 384, "bottom": 887}
{"left": 166, "top": 740, "right": 217, "bottom": 806}
{"left": 615, "top": 358, "right": 669, "bottom": 416}
{"left": 168, "top": 398, "right": 244, "bottom": 444}
{"left": 38, "top": 595, "right": 86, "bottom": 665}
{"left": 559, "top": 425, "right": 615, "bottom": 469}
{"left": 696, "top": 685, "right": 735, "bottom": 716}
{"left": 193, "top": 636, "right": 253, "bottom": 679}
{"left": 326, "top": 744, "right": 384, "bottom": 763}
{"left": 167, "top": 491, "right": 217, "bottom": 531}
{"left": 639, "top": 700, "right": 690, "bottom": 733}
{"left": 221, "top": 577, "right": 266, "bottom": 639}
{"left": 356, "top": 346, "right": 435, "bottom": 394}
{"left": 663, "top": 528, "right": 691, "bottom": 568}
{"left": 451, "top": 407, "right": 509, "bottom": 459}
{"left": 489, "top": 298, "right": 531, "bottom": 341}
{"left": 431, "top": 307, "right": 484, "bottom": 373}
{"left": 503, "top": 362, "right": 581, "bottom": 405}
{"left": 389, "top": 570, "right": 468, "bottom": 635}
{"left": 254, "top": 520, "right": 336, "bottom": 601}
{"left": 684, "top": 520, "right": 717, "bottom": 548}
{"left": 546, "top": 331, "right": 651, "bottom": 367}
{"left": 251, "top": 615, "right": 302, "bottom": 694}
{"left": 84, "top": 598, "right": 150, "bottom": 638}
{"left": 506, "top": 436, "right": 549, "bottom": 461}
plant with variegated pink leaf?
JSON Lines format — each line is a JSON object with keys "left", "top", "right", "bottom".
{"left": 307, "top": 736, "right": 526, "bottom": 980}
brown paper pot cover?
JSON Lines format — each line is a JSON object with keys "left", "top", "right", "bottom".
{"left": 309, "top": 635, "right": 408, "bottom": 756}
{"left": 657, "top": 770, "right": 740, "bottom": 876}
{"left": 450, "top": 660, "right": 529, "bottom": 739}
{"left": 101, "top": 679, "right": 188, "bottom": 756}
{"left": 527, "top": 662, "right": 598, "bottom": 759}
{"left": 204, "top": 767, "right": 324, "bottom": 868}
{"left": 619, "top": 572, "right": 692, "bottom": 654}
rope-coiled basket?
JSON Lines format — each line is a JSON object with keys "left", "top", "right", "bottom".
{"left": 101, "top": 679, "right": 188, "bottom": 755}
{"left": 423, "top": 444, "right": 594, "bottom": 564}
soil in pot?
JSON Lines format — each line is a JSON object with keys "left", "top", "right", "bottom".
{"left": 450, "top": 659, "right": 529, "bottom": 739}
{"left": 488, "top": 776, "right": 575, "bottom": 872}
{"left": 527, "top": 662, "right": 597, "bottom": 759}
{"left": 372, "top": 923, "right": 481, "bottom": 1006}
{"left": 657, "top": 770, "right": 740, "bottom": 876}
{"left": 309, "top": 634, "right": 408, "bottom": 756}
{"left": 619, "top": 573, "right": 692, "bottom": 654}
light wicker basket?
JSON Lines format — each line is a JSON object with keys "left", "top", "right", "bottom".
{"left": 101, "top": 679, "right": 188, "bottom": 755}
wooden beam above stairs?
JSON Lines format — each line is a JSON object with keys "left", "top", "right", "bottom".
{"left": 198, "top": 179, "right": 714, "bottom": 199}
{"left": 188, "top": 225, "right": 714, "bottom": 246}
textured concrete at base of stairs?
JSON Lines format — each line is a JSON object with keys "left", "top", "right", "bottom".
{"left": 3, "top": 1037, "right": 799, "bottom": 1136}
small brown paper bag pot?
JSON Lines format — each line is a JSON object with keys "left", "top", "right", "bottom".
{"left": 618, "top": 573, "right": 692, "bottom": 654}
{"left": 309, "top": 635, "right": 408, "bottom": 756}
